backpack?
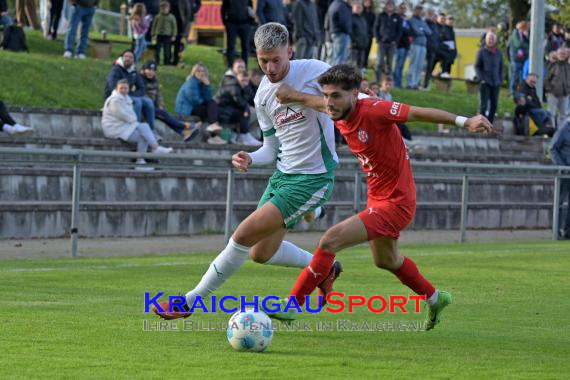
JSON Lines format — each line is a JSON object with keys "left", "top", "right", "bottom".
{"left": 1, "top": 25, "right": 29, "bottom": 52}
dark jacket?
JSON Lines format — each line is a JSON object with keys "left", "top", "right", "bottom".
{"left": 550, "top": 122, "right": 570, "bottom": 166}
{"left": 221, "top": 0, "right": 253, "bottom": 24}
{"left": 328, "top": 0, "right": 352, "bottom": 35}
{"left": 545, "top": 60, "right": 570, "bottom": 97}
{"left": 362, "top": 6, "right": 375, "bottom": 42}
{"left": 72, "top": 0, "right": 99, "bottom": 7}
{"left": 516, "top": 81, "right": 542, "bottom": 110}
{"left": 475, "top": 46, "right": 503, "bottom": 87}
{"left": 216, "top": 74, "right": 249, "bottom": 123}
{"left": 256, "top": 0, "right": 286, "bottom": 25}
{"left": 373, "top": 11, "right": 402, "bottom": 44}
{"left": 104, "top": 58, "right": 145, "bottom": 100}
{"left": 168, "top": 0, "right": 201, "bottom": 34}
{"left": 351, "top": 13, "right": 368, "bottom": 49}
{"left": 425, "top": 19, "right": 439, "bottom": 52}
{"left": 292, "top": 0, "right": 320, "bottom": 45}
{"left": 438, "top": 24, "right": 456, "bottom": 52}
{"left": 397, "top": 16, "right": 411, "bottom": 49}
{"left": 0, "top": 0, "right": 8, "bottom": 13}
{"left": 141, "top": 74, "right": 164, "bottom": 109}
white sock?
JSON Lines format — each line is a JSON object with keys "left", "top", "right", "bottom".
{"left": 313, "top": 206, "right": 323, "bottom": 219}
{"left": 265, "top": 240, "right": 312, "bottom": 268}
{"left": 427, "top": 290, "right": 439, "bottom": 306}
{"left": 185, "top": 237, "right": 249, "bottom": 306}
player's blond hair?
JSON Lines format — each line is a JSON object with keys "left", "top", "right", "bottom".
{"left": 254, "top": 22, "right": 289, "bottom": 50}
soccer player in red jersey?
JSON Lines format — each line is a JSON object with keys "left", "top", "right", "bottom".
{"left": 275, "top": 64, "right": 494, "bottom": 329}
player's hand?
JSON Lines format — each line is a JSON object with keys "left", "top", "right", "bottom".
{"left": 276, "top": 84, "right": 300, "bottom": 104}
{"left": 232, "top": 151, "right": 252, "bottom": 172}
{"left": 364, "top": 88, "right": 378, "bottom": 97}
{"left": 464, "top": 114, "right": 495, "bottom": 134}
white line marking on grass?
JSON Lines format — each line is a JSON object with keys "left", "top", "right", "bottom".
{"left": 0, "top": 260, "right": 212, "bottom": 273}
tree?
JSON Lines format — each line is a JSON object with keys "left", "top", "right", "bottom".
{"left": 438, "top": 0, "right": 510, "bottom": 28}
{"left": 508, "top": 0, "right": 531, "bottom": 28}
{"left": 548, "top": 0, "right": 570, "bottom": 26}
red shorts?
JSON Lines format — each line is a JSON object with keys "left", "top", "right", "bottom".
{"left": 357, "top": 201, "right": 415, "bottom": 240}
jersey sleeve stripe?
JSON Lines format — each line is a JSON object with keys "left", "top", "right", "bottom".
{"left": 262, "top": 127, "right": 276, "bottom": 137}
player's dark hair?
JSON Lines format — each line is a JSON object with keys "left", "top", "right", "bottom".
{"left": 318, "top": 65, "right": 362, "bottom": 91}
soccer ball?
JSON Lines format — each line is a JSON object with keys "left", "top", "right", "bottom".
{"left": 226, "top": 309, "right": 273, "bottom": 352}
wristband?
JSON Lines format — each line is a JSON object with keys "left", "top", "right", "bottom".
{"left": 455, "top": 116, "right": 467, "bottom": 128}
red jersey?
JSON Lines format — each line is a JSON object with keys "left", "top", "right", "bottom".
{"left": 335, "top": 98, "right": 416, "bottom": 206}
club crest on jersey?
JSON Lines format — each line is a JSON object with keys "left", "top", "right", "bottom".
{"left": 274, "top": 106, "right": 306, "bottom": 127}
{"left": 357, "top": 129, "right": 369, "bottom": 143}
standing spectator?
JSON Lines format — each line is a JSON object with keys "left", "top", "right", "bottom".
{"left": 47, "top": 0, "right": 64, "bottom": 40}
{"left": 361, "top": 0, "right": 375, "bottom": 74}
{"left": 373, "top": 0, "right": 400, "bottom": 83}
{"left": 393, "top": 2, "right": 411, "bottom": 88}
{"left": 104, "top": 50, "right": 157, "bottom": 134}
{"left": 507, "top": 21, "right": 529, "bottom": 96}
{"left": 550, "top": 118, "right": 570, "bottom": 239}
{"left": 475, "top": 32, "right": 503, "bottom": 124}
{"left": 168, "top": 0, "right": 201, "bottom": 66}
{"left": 350, "top": 2, "right": 368, "bottom": 72}
{"left": 328, "top": 0, "right": 352, "bottom": 65}
{"left": 130, "top": 3, "right": 152, "bottom": 63}
{"left": 102, "top": 79, "right": 172, "bottom": 169}
{"left": 292, "top": 0, "right": 320, "bottom": 59}
{"left": 545, "top": 48, "right": 570, "bottom": 129}
{"left": 438, "top": 14, "right": 457, "bottom": 77}
{"left": 406, "top": 4, "right": 431, "bottom": 89}
{"left": 15, "top": 0, "right": 40, "bottom": 29}
{"left": 256, "top": 0, "right": 286, "bottom": 25}
{"left": 221, "top": 0, "right": 253, "bottom": 69}
{"left": 63, "top": 0, "right": 98, "bottom": 58}
{"left": 151, "top": 1, "right": 177, "bottom": 65}
{"left": 0, "top": 0, "right": 12, "bottom": 28}
{"left": 423, "top": 8, "right": 439, "bottom": 89}
{"left": 546, "top": 23, "right": 564, "bottom": 55}
{"left": 140, "top": 61, "right": 200, "bottom": 142}
{"left": 0, "top": 100, "right": 34, "bottom": 136}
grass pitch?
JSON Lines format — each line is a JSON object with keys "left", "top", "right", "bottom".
{"left": 1, "top": 241, "right": 569, "bottom": 379}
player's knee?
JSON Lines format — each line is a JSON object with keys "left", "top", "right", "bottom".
{"left": 318, "top": 228, "right": 342, "bottom": 253}
{"left": 249, "top": 248, "right": 269, "bottom": 264}
{"left": 373, "top": 256, "right": 400, "bottom": 271}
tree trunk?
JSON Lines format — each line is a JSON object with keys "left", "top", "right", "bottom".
{"left": 508, "top": 0, "right": 531, "bottom": 28}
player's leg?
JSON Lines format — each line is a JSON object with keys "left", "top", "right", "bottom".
{"left": 249, "top": 228, "right": 315, "bottom": 269}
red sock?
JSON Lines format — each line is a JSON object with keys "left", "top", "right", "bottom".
{"left": 393, "top": 256, "right": 436, "bottom": 298}
{"left": 289, "top": 247, "right": 335, "bottom": 306}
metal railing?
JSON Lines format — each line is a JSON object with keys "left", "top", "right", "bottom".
{"left": 0, "top": 147, "right": 569, "bottom": 257}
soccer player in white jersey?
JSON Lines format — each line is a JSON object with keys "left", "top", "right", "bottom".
{"left": 153, "top": 22, "right": 342, "bottom": 319}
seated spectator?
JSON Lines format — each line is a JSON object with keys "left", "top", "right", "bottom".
{"left": 550, "top": 117, "right": 570, "bottom": 239}
{"left": 140, "top": 60, "right": 200, "bottom": 142}
{"left": 216, "top": 71, "right": 261, "bottom": 146}
{"left": 244, "top": 68, "right": 264, "bottom": 107}
{"left": 377, "top": 77, "right": 412, "bottom": 141}
{"left": 175, "top": 63, "right": 224, "bottom": 144}
{"left": 102, "top": 79, "right": 172, "bottom": 168}
{"left": 514, "top": 73, "right": 555, "bottom": 136}
{"left": 0, "top": 100, "right": 34, "bottom": 135}
{"left": 1, "top": 0, "right": 14, "bottom": 28}
{"left": 104, "top": 50, "right": 158, "bottom": 138}
{"left": 368, "top": 82, "right": 380, "bottom": 96}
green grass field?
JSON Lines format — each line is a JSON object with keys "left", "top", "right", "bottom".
{"left": 1, "top": 241, "right": 569, "bottom": 379}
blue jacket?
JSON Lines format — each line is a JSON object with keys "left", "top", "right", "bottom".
{"left": 104, "top": 58, "right": 145, "bottom": 100}
{"left": 475, "top": 46, "right": 503, "bottom": 87}
{"left": 256, "top": 0, "right": 286, "bottom": 25}
{"left": 328, "top": 0, "right": 352, "bottom": 35}
{"left": 175, "top": 75, "right": 213, "bottom": 117}
{"left": 409, "top": 15, "right": 431, "bottom": 46}
{"left": 551, "top": 122, "right": 570, "bottom": 166}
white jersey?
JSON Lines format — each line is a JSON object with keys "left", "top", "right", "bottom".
{"left": 254, "top": 59, "right": 338, "bottom": 174}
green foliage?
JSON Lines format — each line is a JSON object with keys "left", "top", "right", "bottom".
{"left": 549, "top": 0, "right": 570, "bottom": 27}
{"left": 439, "top": 0, "right": 509, "bottom": 28}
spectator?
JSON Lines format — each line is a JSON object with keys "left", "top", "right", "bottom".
{"left": 104, "top": 50, "right": 157, "bottom": 135}
{"left": 438, "top": 14, "right": 457, "bottom": 77}
{"left": 256, "top": 0, "right": 286, "bottom": 25}
{"left": 406, "top": 5, "right": 431, "bottom": 90}
{"left": 479, "top": 25, "right": 496, "bottom": 48}
{"left": 224, "top": 57, "right": 246, "bottom": 77}
{"left": 514, "top": 73, "right": 554, "bottom": 136}
{"left": 63, "top": 0, "right": 98, "bottom": 59}
{"left": 373, "top": 0, "right": 400, "bottom": 83}
{"left": 393, "top": 2, "right": 411, "bottom": 88}
{"left": 369, "top": 81, "right": 380, "bottom": 96}
{"left": 102, "top": 80, "right": 172, "bottom": 169}
{"left": 546, "top": 23, "right": 564, "bottom": 55}
{"left": 168, "top": 0, "right": 201, "bottom": 66}
{"left": 377, "top": 76, "right": 393, "bottom": 101}
{"left": 475, "top": 32, "right": 503, "bottom": 124}
{"left": 130, "top": 3, "right": 153, "bottom": 63}
{"left": 0, "top": 100, "right": 34, "bottom": 136}
{"left": 283, "top": 0, "right": 295, "bottom": 33}
{"left": 292, "top": 0, "right": 320, "bottom": 59}
{"left": 175, "top": 63, "right": 224, "bottom": 144}
{"left": 361, "top": 0, "right": 375, "bottom": 74}
{"left": 15, "top": 0, "right": 40, "bottom": 29}
{"left": 47, "top": 0, "right": 63, "bottom": 40}
{"left": 328, "top": 0, "right": 352, "bottom": 65}
{"left": 244, "top": 68, "right": 263, "bottom": 107}
{"left": 151, "top": 1, "right": 177, "bottom": 66}
{"left": 359, "top": 78, "right": 369, "bottom": 94}
{"left": 508, "top": 21, "right": 529, "bottom": 96}
{"left": 350, "top": 2, "right": 368, "bottom": 72}
{"left": 423, "top": 7, "right": 439, "bottom": 89}
{"left": 550, "top": 118, "right": 570, "bottom": 239}
{"left": 221, "top": 0, "right": 253, "bottom": 69}
{"left": 140, "top": 61, "right": 200, "bottom": 142}
{"left": 0, "top": 0, "right": 12, "bottom": 28}
{"left": 545, "top": 48, "right": 570, "bottom": 129}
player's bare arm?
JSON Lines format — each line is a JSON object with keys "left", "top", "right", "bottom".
{"left": 275, "top": 84, "right": 326, "bottom": 113}
{"left": 407, "top": 106, "right": 495, "bottom": 134}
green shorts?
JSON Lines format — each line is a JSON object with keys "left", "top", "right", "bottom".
{"left": 258, "top": 169, "right": 335, "bottom": 229}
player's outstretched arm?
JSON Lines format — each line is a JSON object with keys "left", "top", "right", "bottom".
{"left": 407, "top": 106, "right": 495, "bottom": 134}
{"left": 275, "top": 84, "right": 327, "bottom": 113}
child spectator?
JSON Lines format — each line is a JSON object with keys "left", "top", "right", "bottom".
{"left": 151, "top": 1, "right": 177, "bottom": 65}
{"left": 47, "top": 0, "right": 63, "bottom": 40}
{"left": 130, "top": 3, "right": 153, "bottom": 63}
{"left": 377, "top": 77, "right": 412, "bottom": 141}
{"left": 369, "top": 82, "right": 380, "bottom": 96}
{"left": 102, "top": 79, "right": 172, "bottom": 168}
{"left": 0, "top": 100, "right": 34, "bottom": 136}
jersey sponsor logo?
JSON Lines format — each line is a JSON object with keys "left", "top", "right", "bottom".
{"left": 274, "top": 106, "right": 306, "bottom": 127}
{"left": 389, "top": 102, "right": 402, "bottom": 116}
{"left": 355, "top": 153, "right": 374, "bottom": 172}
{"left": 357, "top": 129, "right": 369, "bottom": 143}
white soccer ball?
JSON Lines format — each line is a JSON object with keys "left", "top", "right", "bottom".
{"left": 226, "top": 309, "right": 273, "bottom": 352}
